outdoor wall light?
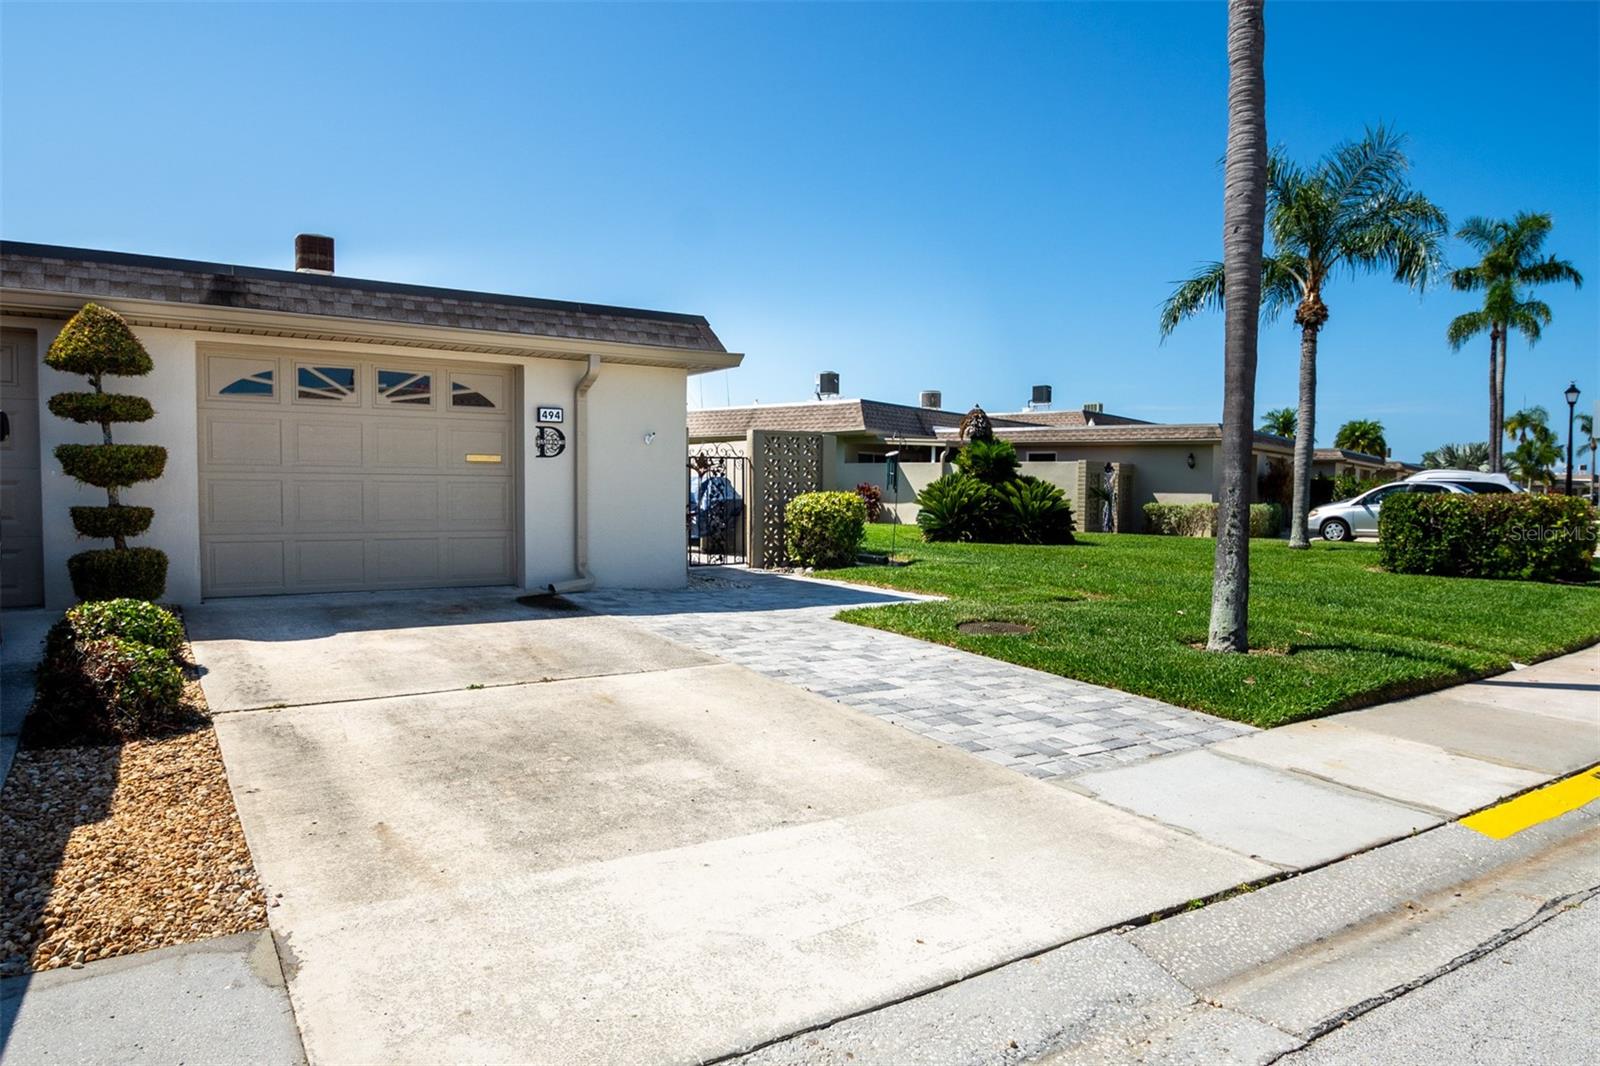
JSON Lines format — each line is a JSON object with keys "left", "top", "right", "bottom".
{"left": 643, "top": 431, "right": 657, "bottom": 445}
{"left": 1186, "top": 452, "right": 1196, "bottom": 469}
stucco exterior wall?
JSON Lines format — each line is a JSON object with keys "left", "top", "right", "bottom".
{"left": 12, "top": 316, "right": 688, "bottom": 607}
{"left": 584, "top": 363, "right": 689, "bottom": 588}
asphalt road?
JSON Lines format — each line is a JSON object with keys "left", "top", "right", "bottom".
{"left": 1282, "top": 894, "right": 1599, "bottom": 1066}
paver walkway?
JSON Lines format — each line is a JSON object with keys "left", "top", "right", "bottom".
{"left": 573, "top": 568, "right": 1251, "bottom": 778}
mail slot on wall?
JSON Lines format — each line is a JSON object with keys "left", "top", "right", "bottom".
{"left": 465, "top": 453, "right": 503, "bottom": 464}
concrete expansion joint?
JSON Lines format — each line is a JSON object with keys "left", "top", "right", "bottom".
{"left": 218, "top": 660, "right": 726, "bottom": 715}
{"left": 1205, "top": 746, "right": 1457, "bottom": 819}
{"left": 1259, "top": 884, "right": 1600, "bottom": 1064}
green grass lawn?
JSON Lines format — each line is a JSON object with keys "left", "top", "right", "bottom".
{"left": 815, "top": 526, "right": 1600, "bottom": 728}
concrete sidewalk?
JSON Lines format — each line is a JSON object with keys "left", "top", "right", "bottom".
{"left": 1066, "top": 646, "right": 1599, "bottom": 871}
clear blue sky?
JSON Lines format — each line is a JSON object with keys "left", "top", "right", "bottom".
{"left": 3, "top": 2, "right": 1595, "bottom": 461}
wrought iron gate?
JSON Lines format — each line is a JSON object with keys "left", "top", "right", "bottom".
{"left": 687, "top": 444, "right": 749, "bottom": 566}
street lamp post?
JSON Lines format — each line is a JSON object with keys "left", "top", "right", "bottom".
{"left": 1563, "top": 381, "right": 1581, "bottom": 496}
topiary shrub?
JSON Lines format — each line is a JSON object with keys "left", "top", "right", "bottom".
{"left": 997, "top": 477, "right": 1076, "bottom": 544}
{"left": 1379, "top": 493, "right": 1597, "bottom": 582}
{"left": 954, "top": 438, "right": 1021, "bottom": 486}
{"left": 855, "top": 482, "right": 884, "bottom": 522}
{"left": 31, "top": 601, "right": 187, "bottom": 742}
{"left": 66, "top": 547, "right": 169, "bottom": 602}
{"left": 785, "top": 491, "right": 867, "bottom": 568}
{"left": 916, "top": 472, "right": 996, "bottom": 542}
{"left": 46, "top": 304, "right": 168, "bottom": 601}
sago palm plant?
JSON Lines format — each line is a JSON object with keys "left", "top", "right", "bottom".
{"left": 1160, "top": 126, "right": 1447, "bottom": 549}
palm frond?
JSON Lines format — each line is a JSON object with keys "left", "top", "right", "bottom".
{"left": 1323, "top": 124, "right": 1411, "bottom": 212}
{"left": 1517, "top": 255, "right": 1583, "bottom": 289}
{"left": 1454, "top": 216, "right": 1503, "bottom": 254}
{"left": 1159, "top": 261, "right": 1226, "bottom": 337}
{"left": 1446, "top": 309, "right": 1492, "bottom": 350}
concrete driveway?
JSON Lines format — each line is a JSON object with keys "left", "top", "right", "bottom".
{"left": 191, "top": 587, "right": 1269, "bottom": 1065}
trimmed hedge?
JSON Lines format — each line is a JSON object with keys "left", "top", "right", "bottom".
{"left": 67, "top": 547, "right": 169, "bottom": 602}
{"left": 31, "top": 601, "right": 186, "bottom": 742}
{"left": 43, "top": 303, "right": 154, "bottom": 377}
{"left": 1142, "top": 502, "right": 1282, "bottom": 538}
{"left": 1378, "top": 493, "right": 1597, "bottom": 582}
{"left": 70, "top": 504, "right": 154, "bottom": 540}
{"left": 785, "top": 491, "right": 867, "bottom": 568}
{"left": 47, "top": 391, "right": 155, "bottom": 425}
{"left": 55, "top": 443, "right": 168, "bottom": 489}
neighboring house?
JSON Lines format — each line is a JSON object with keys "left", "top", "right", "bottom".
{"left": 1311, "top": 448, "right": 1391, "bottom": 482}
{"left": 687, "top": 388, "right": 1295, "bottom": 528}
{"left": 1, "top": 237, "right": 740, "bottom": 608}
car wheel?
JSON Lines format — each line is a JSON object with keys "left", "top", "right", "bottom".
{"left": 1321, "top": 518, "right": 1351, "bottom": 542}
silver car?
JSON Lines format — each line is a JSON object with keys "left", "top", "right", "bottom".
{"left": 1308, "top": 481, "right": 1474, "bottom": 542}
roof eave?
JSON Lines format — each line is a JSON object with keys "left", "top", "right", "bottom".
{"left": 0, "top": 288, "right": 744, "bottom": 372}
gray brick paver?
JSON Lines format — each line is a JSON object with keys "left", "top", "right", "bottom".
{"left": 573, "top": 570, "right": 1252, "bottom": 781}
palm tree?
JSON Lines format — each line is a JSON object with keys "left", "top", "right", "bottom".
{"left": 1259, "top": 407, "right": 1297, "bottom": 438}
{"left": 1162, "top": 127, "right": 1447, "bottom": 550}
{"left": 1333, "top": 418, "right": 1387, "bottom": 458}
{"left": 1507, "top": 426, "right": 1561, "bottom": 490}
{"left": 1420, "top": 442, "right": 1489, "bottom": 471}
{"left": 1447, "top": 213, "right": 1583, "bottom": 473}
{"left": 1503, "top": 405, "right": 1550, "bottom": 443}
{"left": 1206, "top": 0, "right": 1267, "bottom": 654}
{"left": 1578, "top": 412, "right": 1596, "bottom": 502}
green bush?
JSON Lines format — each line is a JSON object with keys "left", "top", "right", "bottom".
{"left": 43, "top": 302, "right": 155, "bottom": 378}
{"left": 916, "top": 472, "right": 996, "bottom": 542}
{"left": 66, "top": 598, "right": 185, "bottom": 653}
{"left": 66, "top": 547, "right": 169, "bottom": 602}
{"left": 954, "top": 438, "right": 1020, "bottom": 486}
{"left": 1144, "top": 502, "right": 1283, "bottom": 538}
{"left": 1379, "top": 493, "right": 1597, "bottom": 582}
{"left": 1250, "top": 503, "right": 1284, "bottom": 538}
{"left": 785, "top": 491, "right": 867, "bottom": 568}
{"left": 1143, "top": 502, "right": 1216, "bottom": 536}
{"left": 32, "top": 603, "right": 187, "bottom": 743}
{"left": 1333, "top": 470, "right": 1397, "bottom": 501}
{"left": 70, "top": 504, "right": 154, "bottom": 540}
{"left": 47, "top": 392, "right": 154, "bottom": 425}
{"left": 55, "top": 443, "right": 168, "bottom": 489}
{"left": 997, "top": 477, "right": 1076, "bottom": 544}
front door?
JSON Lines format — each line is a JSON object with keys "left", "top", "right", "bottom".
{"left": 0, "top": 329, "right": 44, "bottom": 608}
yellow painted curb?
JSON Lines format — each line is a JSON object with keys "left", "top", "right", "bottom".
{"left": 1461, "top": 766, "right": 1600, "bottom": 840}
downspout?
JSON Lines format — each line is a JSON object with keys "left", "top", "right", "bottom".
{"left": 548, "top": 354, "right": 601, "bottom": 594}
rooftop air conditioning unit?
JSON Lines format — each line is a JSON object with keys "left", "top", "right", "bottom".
{"left": 1029, "top": 384, "right": 1053, "bottom": 410}
{"left": 919, "top": 390, "right": 943, "bottom": 409}
{"left": 816, "top": 371, "right": 840, "bottom": 399}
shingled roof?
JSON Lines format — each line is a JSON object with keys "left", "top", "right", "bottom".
{"left": 687, "top": 398, "right": 1041, "bottom": 440}
{"left": 941, "top": 423, "right": 1296, "bottom": 449}
{"left": 0, "top": 241, "right": 727, "bottom": 353}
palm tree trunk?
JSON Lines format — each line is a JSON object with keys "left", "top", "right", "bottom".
{"left": 1287, "top": 321, "right": 1318, "bottom": 548}
{"left": 1207, "top": 0, "right": 1267, "bottom": 654}
{"left": 1494, "top": 327, "right": 1508, "bottom": 472}
{"left": 1487, "top": 326, "right": 1500, "bottom": 473}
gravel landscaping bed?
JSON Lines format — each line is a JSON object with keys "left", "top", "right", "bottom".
{"left": 0, "top": 650, "right": 266, "bottom": 977}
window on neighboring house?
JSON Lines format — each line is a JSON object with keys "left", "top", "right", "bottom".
{"left": 378, "top": 369, "right": 432, "bottom": 405}
{"left": 855, "top": 451, "right": 888, "bottom": 464}
{"left": 1027, "top": 452, "right": 1058, "bottom": 462}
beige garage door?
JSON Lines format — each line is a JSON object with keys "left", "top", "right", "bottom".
{"left": 198, "top": 350, "right": 516, "bottom": 596}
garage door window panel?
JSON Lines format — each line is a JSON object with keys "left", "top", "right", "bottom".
{"left": 378, "top": 369, "right": 434, "bottom": 408}
{"left": 449, "top": 372, "right": 503, "bottom": 411}
{"left": 210, "top": 356, "right": 279, "bottom": 401}
{"left": 296, "top": 364, "right": 358, "bottom": 404}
